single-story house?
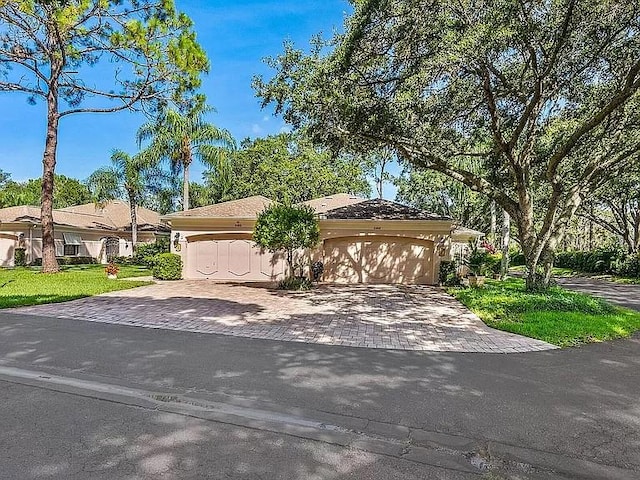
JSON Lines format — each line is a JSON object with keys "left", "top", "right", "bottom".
{"left": 0, "top": 201, "right": 169, "bottom": 267}
{"left": 164, "top": 194, "right": 478, "bottom": 285}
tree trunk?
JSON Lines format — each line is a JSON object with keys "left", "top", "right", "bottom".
{"left": 128, "top": 190, "right": 138, "bottom": 254}
{"left": 287, "top": 248, "right": 294, "bottom": 278}
{"left": 489, "top": 200, "right": 497, "bottom": 244}
{"left": 183, "top": 160, "right": 190, "bottom": 211}
{"left": 500, "top": 210, "right": 510, "bottom": 279}
{"left": 41, "top": 79, "right": 60, "bottom": 273}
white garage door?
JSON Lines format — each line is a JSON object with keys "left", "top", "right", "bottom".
{"left": 186, "top": 235, "right": 285, "bottom": 281}
{"left": 323, "top": 236, "right": 435, "bottom": 285}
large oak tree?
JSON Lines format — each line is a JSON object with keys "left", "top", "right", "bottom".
{"left": 0, "top": 0, "right": 208, "bottom": 272}
{"left": 256, "top": 0, "right": 640, "bottom": 290}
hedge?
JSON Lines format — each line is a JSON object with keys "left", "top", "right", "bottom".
{"left": 152, "top": 253, "right": 182, "bottom": 280}
{"left": 554, "top": 249, "right": 623, "bottom": 274}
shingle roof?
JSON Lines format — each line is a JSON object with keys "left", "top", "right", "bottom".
{"left": 164, "top": 195, "right": 272, "bottom": 219}
{"left": 452, "top": 226, "right": 484, "bottom": 238}
{"left": 300, "top": 194, "right": 366, "bottom": 214}
{"left": 60, "top": 201, "right": 167, "bottom": 231}
{"left": 322, "top": 199, "right": 451, "bottom": 221}
{"left": 0, "top": 202, "right": 167, "bottom": 232}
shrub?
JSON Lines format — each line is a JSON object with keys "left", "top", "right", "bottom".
{"left": 134, "top": 238, "right": 170, "bottom": 267}
{"left": 615, "top": 254, "right": 640, "bottom": 278}
{"left": 438, "top": 260, "right": 457, "bottom": 285}
{"left": 511, "top": 251, "right": 525, "bottom": 266}
{"left": 555, "top": 248, "right": 624, "bottom": 274}
{"left": 465, "top": 242, "right": 490, "bottom": 276}
{"left": 111, "top": 256, "right": 137, "bottom": 266}
{"left": 14, "top": 248, "right": 26, "bottom": 267}
{"left": 152, "top": 253, "right": 182, "bottom": 280}
{"left": 58, "top": 256, "right": 97, "bottom": 266}
{"left": 486, "top": 253, "right": 503, "bottom": 275}
{"left": 278, "top": 276, "right": 313, "bottom": 290}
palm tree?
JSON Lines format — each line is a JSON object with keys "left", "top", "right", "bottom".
{"left": 137, "top": 98, "right": 235, "bottom": 211}
{"left": 87, "top": 150, "right": 160, "bottom": 252}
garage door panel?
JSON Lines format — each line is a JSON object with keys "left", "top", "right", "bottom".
{"left": 227, "top": 240, "right": 252, "bottom": 277}
{"left": 195, "top": 241, "right": 219, "bottom": 275}
{"left": 324, "top": 236, "right": 434, "bottom": 285}
{"left": 187, "top": 237, "right": 285, "bottom": 281}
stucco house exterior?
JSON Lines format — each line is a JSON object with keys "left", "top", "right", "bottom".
{"left": 165, "top": 194, "right": 472, "bottom": 285}
{"left": 0, "top": 201, "right": 169, "bottom": 267}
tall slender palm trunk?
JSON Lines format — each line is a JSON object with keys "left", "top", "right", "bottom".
{"left": 183, "top": 160, "right": 190, "bottom": 211}
{"left": 127, "top": 190, "right": 138, "bottom": 254}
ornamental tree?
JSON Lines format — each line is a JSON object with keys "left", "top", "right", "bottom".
{"left": 87, "top": 149, "right": 164, "bottom": 252}
{"left": 253, "top": 203, "right": 320, "bottom": 279}
{"left": 256, "top": 0, "right": 640, "bottom": 290}
{"left": 0, "top": 0, "right": 209, "bottom": 272}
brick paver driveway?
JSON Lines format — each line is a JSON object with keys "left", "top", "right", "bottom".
{"left": 10, "top": 282, "right": 556, "bottom": 353}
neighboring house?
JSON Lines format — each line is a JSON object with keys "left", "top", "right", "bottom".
{"left": 0, "top": 201, "right": 169, "bottom": 267}
{"left": 165, "top": 194, "right": 478, "bottom": 285}
{"left": 450, "top": 226, "right": 485, "bottom": 276}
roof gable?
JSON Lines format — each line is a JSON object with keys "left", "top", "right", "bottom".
{"left": 0, "top": 201, "right": 166, "bottom": 232}
{"left": 300, "top": 194, "right": 366, "bottom": 214}
{"left": 322, "top": 199, "right": 451, "bottom": 221}
{"left": 164, "top": 196, "right": 273, "bottom": 219}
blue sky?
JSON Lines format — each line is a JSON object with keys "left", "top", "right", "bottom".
{"left": 0, "top": 0, "right": 398, "bottom": 198}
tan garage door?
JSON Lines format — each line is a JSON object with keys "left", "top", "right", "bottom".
{"left": 323, "top": 236, "right": 435, "bottom": 285}
{"left": 186, "top": 235, "right": 285, "bottom": 281}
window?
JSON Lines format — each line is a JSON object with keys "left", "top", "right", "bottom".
{"left": 64, "top": 244, "right": 79, "bottom": 256}
{"left": 62, "top": 232, "right": 82, "bottom": 257}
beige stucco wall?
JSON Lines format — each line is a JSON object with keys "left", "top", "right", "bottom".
{"left": 169, "top": 217, "right": 454, "bottom": 284}
{"left": 0, "top": 222, "right": 160, "bottom": 266}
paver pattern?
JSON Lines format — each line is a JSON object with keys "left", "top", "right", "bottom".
{"left": 10, "top": 282, "right": 556, "bottom": 353}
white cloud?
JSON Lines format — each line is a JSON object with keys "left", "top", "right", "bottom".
{"left": 251, "top": 123, "right": 263, "bottom": 135}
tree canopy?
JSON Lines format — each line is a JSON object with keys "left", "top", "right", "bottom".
{"left": 256, "top": 0, "right": 640, "bottom": 289}
{"left": 253, "top": 203, "right": 320, "bottom": 278}
{"left": 0, "top": 174, "right": 91, "bottom": 208}
{"left": 395, "top": 168, "right": 489, "bottom": 232}
{"left": 137, "top": 96, "right": 235, "bottom": 211}
{"left": 200, "top": 132, "right": 371, "bottom": 206}
{"left": 87, "top": 149, "right": 165, "bottom": 250}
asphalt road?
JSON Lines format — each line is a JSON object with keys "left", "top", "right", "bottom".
{"left": 0, "top": 312, "right": 638, "bottom": 479}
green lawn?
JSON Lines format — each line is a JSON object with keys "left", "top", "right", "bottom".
{"left": 0, "top": 265, "right": 152, "bottom": 309}
{"left": 449, "top": 278, "right": 640, "bottom": 347}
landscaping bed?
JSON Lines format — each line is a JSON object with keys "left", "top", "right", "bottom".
{"left": 449, "top": 278, "right": 640, "bottom": 347}
{"left": 0, "top": 265, "right": 152, "bottom": 309}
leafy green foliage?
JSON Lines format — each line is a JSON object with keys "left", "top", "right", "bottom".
{"left": 0, "top": 265, "right": 151, "bottom": 309}
{"left": 555, "top": 249, "right": 624, "bottom": 275}
{"left": 152, "top": 253, "right": 182, "bottom": 280}
{"left": 134, "top": 239, "right": 171, "bottom": 267}
{"left": 438, "top": 260, "right": 459, "bottom": 286}
{"left": 0, "top": 1, "right": 209, "bottom": 112}
{"left": 137, "top": 97, "right": 235, "bottom": 211}
{"left": 253, "top": 204, "right": 320, "bottom": 277}
{"left": 465, "top": 242, "right": 490, "bottom": 276}
{"left": 278, "top": 277, "right": 313, "bottom": 291}
{"left": 14, "top": 248, "right": 26, "bottom": 267}
{"left": 0, "top": 175, "right": 91, "bottom": 208}
{"left": 201, "top": 133, "right": 371, "bottom": 205}
{"left": 450, "top": 279, "right": 640, "bottom": 347}
{"left": 395, "top": 168, "right": 489, "bottom": 230}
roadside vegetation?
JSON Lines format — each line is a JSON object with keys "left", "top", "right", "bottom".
{"left": 450, "top": 278, "right": 640, "bottom": 347}
{"left": 0, "top": 265, "right": 152, "bottom": 309}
